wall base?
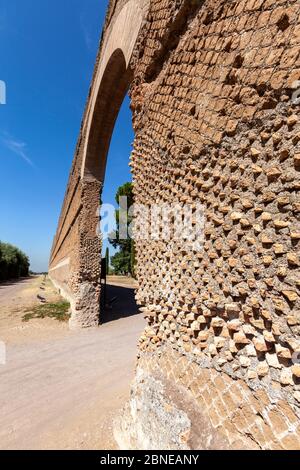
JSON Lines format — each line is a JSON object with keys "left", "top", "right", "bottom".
{"left": 69, "top": 281, "right": 100, "bottom": 329}
{"left": 114, "top": 366, "right": 234, "bottom": 450}
{"left": 114, "top": 347, "right": 300, "bottom": 450}
{"left": 49, "top": 275, "right": 100, "bottom": 329}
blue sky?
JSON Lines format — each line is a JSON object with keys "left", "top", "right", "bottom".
{"left": 0, "top": 0, "right": 133, "bottom": 272}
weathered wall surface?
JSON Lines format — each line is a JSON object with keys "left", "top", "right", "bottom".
{"left": 51, "top": 0, "right": 300, "bottom": 449}
{"left": 49, "top": 0, "right": 150, "bottom": 328}
{"left": 126, "top": 0, "right": 300, "bottom": 450}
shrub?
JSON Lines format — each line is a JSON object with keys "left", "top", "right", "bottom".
{"left": 0, "top": 241, "right": 30, "bottom": 281}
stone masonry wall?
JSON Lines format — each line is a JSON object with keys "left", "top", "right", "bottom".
{"left": 125, "top": 0, "right": 300, "bottom": 449}
{"left": 50, "top": 0, "right": 300, "bottom": 448}
{"left": 49, "top": 0, "right": 147, "bottom": 328}
{"left": 49, "top": 5, "right": 124, "bottom": 326}
{"left": 115, "top": 347, "right": 299, "bottom": 450}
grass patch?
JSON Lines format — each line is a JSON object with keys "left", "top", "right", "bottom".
{"left": 22, "top": 301, "right": 71, "bottom": 323}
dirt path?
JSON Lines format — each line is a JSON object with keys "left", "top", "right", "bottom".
{"left": 106, "top": 276, "right": 138, "bottom": 289}
{"left": 0, "top": 276, "right": 68, "bottom": 345}
{"left": 0, "top": 277, "right": 143, "bottom": 450}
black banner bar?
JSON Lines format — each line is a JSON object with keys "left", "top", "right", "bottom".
{"left": 0, "top": 450, "right": 294, "bottom": 467}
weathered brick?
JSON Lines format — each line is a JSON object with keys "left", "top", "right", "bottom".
{"left": 49, "top": 0, "right": 300, "bottom": 450}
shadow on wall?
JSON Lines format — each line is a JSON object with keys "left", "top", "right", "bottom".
{"left": 102, "top": 284, "right": 140, "bottom": 324}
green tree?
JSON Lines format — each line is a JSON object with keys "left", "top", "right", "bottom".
{"left": 115, "top": 182, "right": 134, "bottom": 208}
{"left": 0, "top": 242, "right": 30, "bottom": 281}
{"left": 109, "top": 182, "right": 135, "bottom": 276}
{"left": 105, "top": 247, "right": 110, "bottom": 275}
{"left": 130, "top": 238, "right": 136, "bottom": 278}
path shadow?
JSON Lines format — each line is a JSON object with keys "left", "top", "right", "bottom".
{"left": 0, "top": 277, "right": 35, "bottom": 289}
{"left": 101, "top": 284, "right": 140, "bottom": 324}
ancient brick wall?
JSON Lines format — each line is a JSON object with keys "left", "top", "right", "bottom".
{"left": 126, "top": 0, "right": 300, "bottom": 449}
{"left": 49, "top": 0, "right": 149, "bottom": 328}
{"left": 50, "top": 0, "right": 300, "bottom": 448}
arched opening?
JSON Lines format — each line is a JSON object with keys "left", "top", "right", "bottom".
{"left": 49, "top": 0, "right": 151, "bottom": 329}
{"left": 100, "top": 94, "right": 139, "bottom": 324}
{"left": 82, "top": 47, "right": 138, "bottom": 325}
{"left": 83, "top": 48, "right": 132, "bottom": 181}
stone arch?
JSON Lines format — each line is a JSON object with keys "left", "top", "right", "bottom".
{"left": 81, "top": 0, "right": 150, "bottom": 180}
{"left": 50, "top": 0, "right": 300, "bottom": 448}
{"left": 49, "top": 0, "right": 150, "bottom": 328}
{"left": 83, "top": 48, "right": 131, "bottom": 180}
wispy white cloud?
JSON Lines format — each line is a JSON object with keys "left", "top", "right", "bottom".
{"left": 1, "top": 133, "right": 34, "bottom": 167}
{"left": 80, "top": 14, "right": 94, "bottom": 52}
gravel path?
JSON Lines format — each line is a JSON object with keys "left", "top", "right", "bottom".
{"left": 0, "top": 278, "right": 143, "bottom": 449}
